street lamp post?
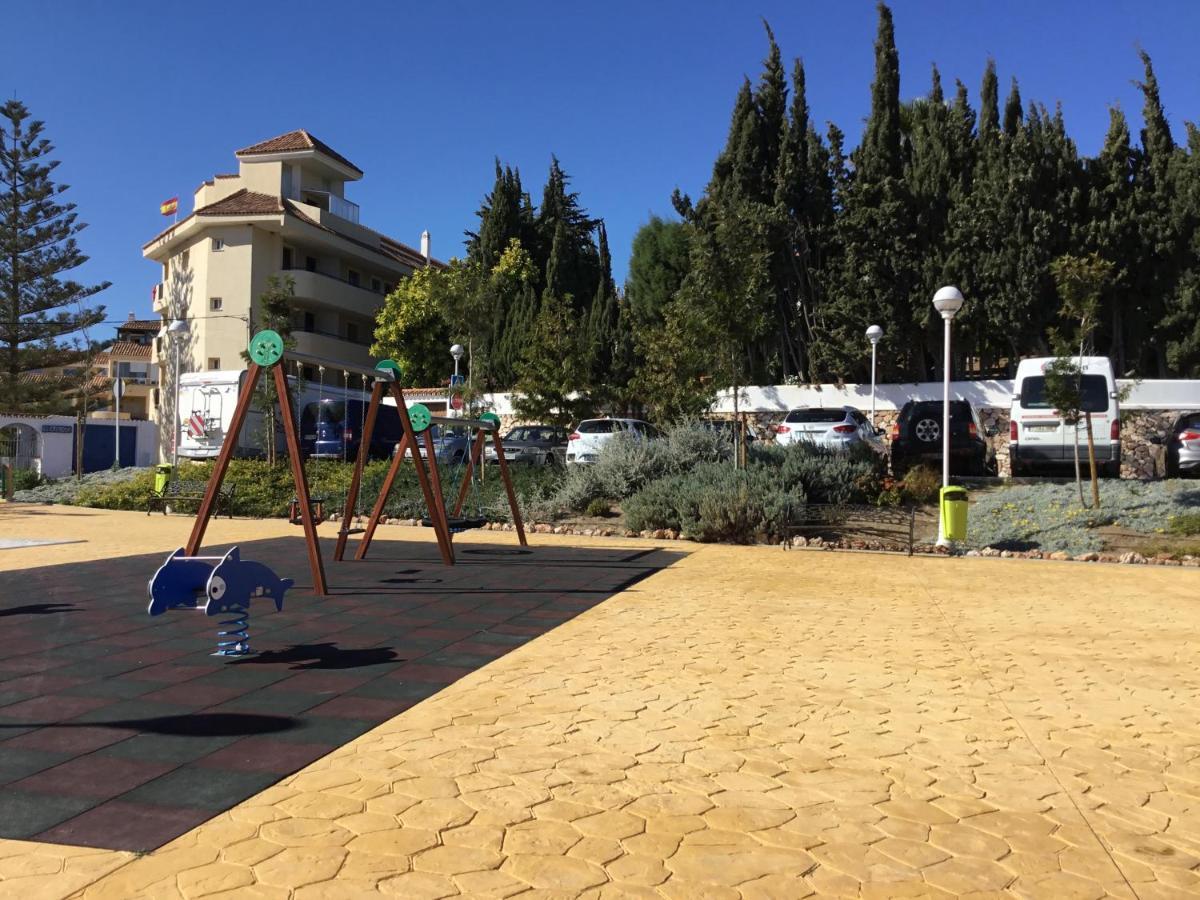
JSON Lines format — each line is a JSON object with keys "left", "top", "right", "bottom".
{"left": 865, "top": 325, "right": 883, "bottom": 429}
{"left": 932, "top": 286, "right": 964, "bottom": 547}
{"left": 166, "top": 318, "right": 190, "bottom": 468}
{"left": 450, "top": 343, "right": 464, "bottom": 417}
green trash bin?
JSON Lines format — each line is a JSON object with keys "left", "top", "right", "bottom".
{"left": 154, "top": 463, "right": 174, "bottom": 496}
{"left": 940, "top": 485, "right": 969, "bottom": 542}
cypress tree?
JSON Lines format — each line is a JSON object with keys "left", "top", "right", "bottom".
{"left": 824, "top": 2, "right": 920, "bottom": 380}
{"left": 979, "top": 59, "right": 1000, "bottom": 145}
{"left": 1134, "top": 50, "right": 1183, "bottom": 375}
{"left": 1, "top": 100, "right": 109, "bottom": 413}
{"left": 1003, "top": 78, "right": 1023, "bottom": 139}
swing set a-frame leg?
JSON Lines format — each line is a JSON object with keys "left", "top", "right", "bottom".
{"left": 335, "top": 380, "right": 384, "bottom": 562}
{"left": 183, "top": 360, "right": 328, "bottom": 596}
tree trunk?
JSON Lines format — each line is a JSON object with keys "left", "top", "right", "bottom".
{"left": 1072, "top": 418, "right": 1085, "bottom": 508}
{"left": 1085, "top": 412, "right": 1100, "bottom": 508}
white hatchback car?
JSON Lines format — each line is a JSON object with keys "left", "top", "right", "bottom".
{"left": 773, "top": 406, "right": 884, "bottom": 453}
{"left": 566, "top": 418, "right": 660, "bottom": 465}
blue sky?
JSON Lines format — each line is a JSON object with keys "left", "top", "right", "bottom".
{"left": 6, "top": 0, "right": 1198, "bottom": 333}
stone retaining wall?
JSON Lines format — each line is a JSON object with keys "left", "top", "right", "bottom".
{"left": 727, "top": 406, "right": 1196, "bottom": 480}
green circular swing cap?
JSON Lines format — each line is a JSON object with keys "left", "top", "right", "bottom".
{"left": 374, "top": 359, "right": 403, "bottom": 381}
{"left": 408, "top": 403, "right": 432, "bottom": 433}
{"left": 479, "top": 412, "right": 500, "bottom": 428}
{"left": 248, "top": 330, "right": 285, "bottom": 366}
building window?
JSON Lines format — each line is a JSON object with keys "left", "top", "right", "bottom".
{"left": 282, "top": 247, "right": 294, "bottom": 269}
{"left": 347, "top": 269, "right": 360, "bottom": 288}
{"left": 212, "top": 237, "right": 224, "bottom": 252}
{"left": 181, "top": 249, "right": 190, "bottom": 269}
{"left": 208, "top": 358, "right": 221, "bottom": 370}
{"left": 303, "top": 312, "right": 315, "bottom": 332}
{"left": 371, "top": 277, "right": 382, "bottom": 293}
{"left": 303, "top": 365, "right": 315, "bottom": 381}
{"left": 346, "top": 322, "right": 359, "bottom": 343}
{"left": 305, "top": 255, "right": 317, "bottom": 272}
{"left": 210, "top": 297, "right": 223, "bottom": 311}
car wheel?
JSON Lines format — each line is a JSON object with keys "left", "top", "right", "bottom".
{"left": 1164, "top": 450, "right": 1179, "bottom": 479}
{"left": 544, "top": 453, "right": 555, "bottom": 467}
{"left": 1102, "top": 460, "right": 1121, "bottom": 479}
{"left": 913, "top": 418, "right": 940, "bottom": 443}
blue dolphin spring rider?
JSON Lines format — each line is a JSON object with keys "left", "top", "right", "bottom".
{"left": 148, "top": 546, "right": 292, "bottom": 655}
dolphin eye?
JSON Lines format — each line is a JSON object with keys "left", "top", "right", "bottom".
{"left": 209, "top": 576, "right": 226, "bottom": 600}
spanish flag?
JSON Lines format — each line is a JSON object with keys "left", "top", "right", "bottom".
{"left": 160, "top": 197, "right": 179, "bottom": 216}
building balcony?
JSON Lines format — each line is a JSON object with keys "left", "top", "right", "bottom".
{"left": 284, "top": 268, "right": 387, "bottom": 316}
{"left": 292, "top": 330, "right": 374, "bottom": 370}
{"left": 151, "top": 283, "right": 167, "bottom": 314}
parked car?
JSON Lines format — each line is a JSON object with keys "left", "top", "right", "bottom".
{"left": 890, "top": 399, "right": 997, "bottom": 477}
{"left": 700, "top": 419, "right": 759, "bottom": 443}
{"left": 773, "top": 407, "right": 883, "bottom": 454}
{"left": 485, "top": 425, "right": 570, "bottom": 466}
{"left": 1009, "top": 356, "right": 1121, "bottom": 477}
{"left": 566, "top": 418, "right": 660, "bottom": 465}
{"left": 409, "top": 424, "right": 471, "bottom": 465}
{"left": 1150, "top": 412, "right": 1200, "bottom": 478}
{"left": 301, "top": 398, "right": 404, "bottom": 461}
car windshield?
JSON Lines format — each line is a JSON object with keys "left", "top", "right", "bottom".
{"left": 1021, "top": 375, "right": 1108, "bottom": 413}
{"left": 302, "top": 401, "right": 345, "bottom": 425}
{"left": 784, "top": 409, "right": 847, "bottom": 424}
{"left": 578, "top": 420, "right": 620, "bottom": 434}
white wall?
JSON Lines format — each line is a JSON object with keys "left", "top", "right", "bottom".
{"left": 708, "top": 379, "right": 1199, "bottom": 414}
{"left": 0, "top": 414, "right": 75, "bottom": 478}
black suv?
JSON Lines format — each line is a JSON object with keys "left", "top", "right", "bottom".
{"left": 890, "top": 399, "right": 996, "bottom": 478}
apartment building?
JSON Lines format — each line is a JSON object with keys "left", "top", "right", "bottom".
{"left": 19, "top": 314, "right": 159, "bottom": 419}
{"left": 143, "top": 130, "right": 440, "bottom": 445}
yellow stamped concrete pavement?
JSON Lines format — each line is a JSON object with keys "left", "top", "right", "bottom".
{"left": 0, "top": 506, "right": 1197, "bottom": 898}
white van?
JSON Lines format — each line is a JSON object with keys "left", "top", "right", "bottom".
{"left": 176, "top": 370, "right": 355, "bottom": 460}
{"left": 1009, "top": 356, "right": 1121, "bottom": 477}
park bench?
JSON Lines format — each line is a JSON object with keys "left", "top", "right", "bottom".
{"left": 147, "top": 479, "right": 236, "bottom": 518}
{"left": 786, "top": 503, "right": 916, "bottom": 555}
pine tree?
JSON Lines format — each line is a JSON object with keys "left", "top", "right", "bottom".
{"left": 1, "top": 100, "right": 108, "bottom": 413}
{"left": 625, "top": 216, "right": 690, "bottom": 325}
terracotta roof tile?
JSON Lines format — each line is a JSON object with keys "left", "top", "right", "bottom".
{"left": 106, "top": 341, "right": 153, "bottom": 360}
{"left": 117, "top": 320, "right": 161, "bottom": 333}
{"left": 196, "top": 189, "right": 284, "bottom": 217}
{"left": 235, "top": 130, "right": 362, "bottom": 176}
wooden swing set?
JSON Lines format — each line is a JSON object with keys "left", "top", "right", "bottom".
{"left": 181, "top": 329, "right": 527, "bottom": 597}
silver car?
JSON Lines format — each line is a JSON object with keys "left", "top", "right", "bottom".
{"left": 772, "top": 406, "right": 884, "bottom": 453}
{"left": 1152, "top": 412, "right": 1200, "bottom": 478}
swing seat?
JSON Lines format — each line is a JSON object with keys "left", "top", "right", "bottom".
{"left": 421, "top": 515, "right": 488, "bottom": 533}
{"left": 289, "top": 496, "right": 326, "bottom": 525}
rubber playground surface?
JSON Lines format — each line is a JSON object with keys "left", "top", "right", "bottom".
{"left": 0, "top": 505, "right": 1198, "bottom": 898}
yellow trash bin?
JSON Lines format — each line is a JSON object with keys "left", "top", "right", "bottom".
{"left": 154, "top": 463, "right": 174, "bottom": 496}
{"left": 940, "top": 485, "right": 969, "bottom": 542}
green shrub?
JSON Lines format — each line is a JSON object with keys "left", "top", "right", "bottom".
{"left": 553, "top": 463, "right": 604, "bottom": 513}
{"left": 73, "top": 458, "right": 562, "bottom": 524}
{"left": 12, "top": 468, "right": 44, "bottom": 491}
{"left": 777, "top": 444, "right": 882, "bottom": 506}
{"left": 1167, "top": 511, "right": 1200, "bottom": 536}
{"left": 590, "top": 432, "right": 673, "bottom": 500}
{"left": 584, "top": 497, "right": 612, "bottom": 518}
{"left": 898, "top": 465, "right": 941, "bottom": 505}
{"left": 624, "top": 462, "right": 803, "bottom": 543}
{"left": 663, "top": 420, "right": 735, "bottom": 469}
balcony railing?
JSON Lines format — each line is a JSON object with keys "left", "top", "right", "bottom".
{"left": 300, "top": 191, "right": 360, "bottom": 224}
{"left": 282, "top": 266, "right": 388, "bottom": 295}
{"left": 294, "top": 325, "right": 372, "bottom": 348}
